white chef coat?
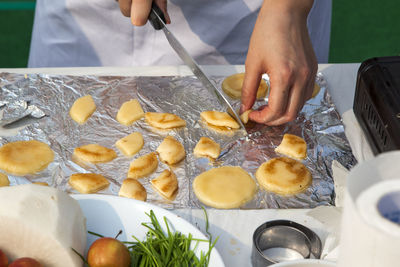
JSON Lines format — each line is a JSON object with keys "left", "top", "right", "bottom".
{"left": 28, "top": 0, "right": 331, "bottom": 67}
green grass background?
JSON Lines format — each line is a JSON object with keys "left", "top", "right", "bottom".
{"left": 0, "top": 0, "right": 399, "bottom": 67}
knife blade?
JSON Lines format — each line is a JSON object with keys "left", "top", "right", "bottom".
{"left": 148, "top": 3, "right": 247, "bottom": 133}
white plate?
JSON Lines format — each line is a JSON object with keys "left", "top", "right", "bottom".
{"left": 73, "top": 194, "right": 225, "bottom": 266}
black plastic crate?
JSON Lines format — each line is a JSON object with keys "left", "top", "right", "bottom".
{"left": 353, "top": 56, "right": 400, "bottom": 155}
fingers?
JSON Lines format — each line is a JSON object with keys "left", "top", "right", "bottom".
{"left": 131, "top": 0, "right": 153, "bottom": 26}
{"left": 240, "top": 65, "right": 263, "bottom": 114}
{"left": 265, "top": 71, "right": 309, "bottom": 126}
{"left": 119, "top": 0, "right": 132, "bottom": 17}
{"left": 155, "top": 0, "right": 171, "bottom": 24}
{"left": 248, "top": 69, "right": 292, "bottom": 124}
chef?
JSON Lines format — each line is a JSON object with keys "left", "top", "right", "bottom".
{"left": 28, "top": 0, "right": 331, "bottom": 125}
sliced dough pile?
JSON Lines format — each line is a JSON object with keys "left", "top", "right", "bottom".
{"left": 222, "top": 72, "right": 268, "bottom": 99}
{"left": 193, "top": 166, "right": 256, "bottom": 209}
{"left": 193, "top": 137, "right": 220, "bottom": 159}
{"left": 145, "top": 112, "right": 186, "bottom": 129}
{"left": 151, "top": 169, "right": 178, "bottom": 201}
{"left": 0, "top": 140, "right": 54, "bottom": 175}
{"left": 127, "top": 152, "right": 158, "bottom": 179}
{"left": 119, "top": 178, "right": 147, "bottom": 201}
{"left": 200, "top": 111, "right": 240, "bottom": 130}
{"left": 156, "top": 136, "right": 185, "bottom": 165}
{"left": 69, "top": 95, "right": 96, "bottom": 124}
{"left": 115, "top": 132, "right": 144, "bottom": 157}
{"left": 0, "top": 173, "right": 9, "bottom": 187}
{"left": 116, "top": 99, "right": 144, "bottom": 126}
{"left": 0, "top": 184, "right": 86, "bottom": 267}
{"left": 275, "top": 134, "right": 307, "bottom": 160}
{"left": 69, "top": 173, "right": 110, "bottom": 194}
{"left": 73, "top": 144, "right": 117, "bottom": 163}
{"left": 256, "top": 157, "right": 312, "bottom": 195}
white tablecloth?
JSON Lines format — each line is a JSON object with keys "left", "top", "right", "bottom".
{"left": 0, "top": 64, "right": 363, "bottom": 266}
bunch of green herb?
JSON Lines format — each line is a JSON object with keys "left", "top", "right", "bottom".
{"left": 125, "top": 209, "right": 218, "bottom": 267}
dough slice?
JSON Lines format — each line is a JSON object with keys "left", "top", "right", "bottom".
{"left": 69, "top": 95, "right": 96, "bottom": 124}
{"left": 193, "top": 166, "right": 256, "bottom": 209}
{"left": 193, "top": 137, "right": 221, "bottom": 159}
{"left": 127, "top": 152, "right": 158, "bottom": 179}
{"left": 73, "top": 144, "right": 117, "bottom": 163}
{"left": 239, "top": 110, "right": 252, "bottom": 124}
{"left": 275, "top": 134, "right": 307, "bottom": 160}
{"left": 311, "top": 83, "right": 321, "bottom": 98}
{"left": 0, "top": 173, "right": 9, "bottom": 187}
{"left": 119, "top": 178, "right": 147, "bottom": 201}
{"left": 115, "top": 132, "right": 144, "bottom": 157}
{"left": 156, "top": 136, "right": 185, "bottom": 165}
{"left": 0, "top": 140, "right": 54, "bottom": 176}
{"left": 222, "top": 73, "right": 268, "bottom": 99}
{"left": 200, "top": 111, "right": 240, "bottom": 129}
{"left": 69, "top": 173, "right": 110, "bottom": 194}
{"left": 256, "top": 157, "right": 312, "bottom": 195}
{"left": 151, "top": 169, "right": 178, "bottom": 201}
{"left": 116, "top": 99, "right": 144, "bottom": 126}
{"left": 33, "top": 182, "right": 49, "bottom": 186}
{"left": 145, "top": 112, "right": 186, "bottom": 129}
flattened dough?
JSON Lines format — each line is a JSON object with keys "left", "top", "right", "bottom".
{"left": 193, "top": 166, "right": 256, "bottom": 209}
{"left": 200, "top": 111, "right": 240, "bottom": 129}
{"left": 69, "top": 173, "right": 110, "bottom": 194}
{"left": 116, "top": 99, "right": 144, "bottom": 126}
{"left": 69, "top": 95, "right": 96, "bottom": 124}
{"left": 222, "top": 72, "right": 268, "bottom": 99}
{"left": 73, "top": 144, "right": 117, "bottom": 163}
{"left": 151, "top": 169, "right": 178, "bottom": 200}
{"left": 115, "top": 132, "right": 144, "bottom": 157}
{"left": 256, "top": 157, "right": 312, "bottom": 195}
{"left": 275, "top": 134, "right": 307, "bottom": 160}
{"left": 156, "top": 136, "right": 185, "bottom": 165}
{"left": 119, "top": 178, "right": 147, "bottom": 201}
{"left": 127, "top": 152, "right": 158, "bottom": 179}
{"left": 0, "top": 140, "right": 54, "bottom": 175}
{"left": 193, "top": 137, "right": 220, "bottom": 159}
{"left": 145, "top": 112, "right": 186, "bottom": 129}
{"left": 0, "top": 173, "right": 9, "bottom": 187}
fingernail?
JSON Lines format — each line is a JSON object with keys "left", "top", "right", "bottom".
{"left": 240, "top": 104, "right": 246, "bottom": 114}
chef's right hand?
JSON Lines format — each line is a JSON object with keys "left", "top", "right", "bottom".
{"left": 118, "top": 0, "right": 171, "bottom": 26}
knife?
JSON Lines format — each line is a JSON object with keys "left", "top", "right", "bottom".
{"left": 148, "top": 3, "right": 247, "bottom": 133}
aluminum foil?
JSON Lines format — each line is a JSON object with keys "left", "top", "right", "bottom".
{"left": 0, "top": 72, "right": 356, "bottom": 209}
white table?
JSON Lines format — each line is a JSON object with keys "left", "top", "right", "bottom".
{"left": 0, "top": 64, "right": 361, "bottom": 266}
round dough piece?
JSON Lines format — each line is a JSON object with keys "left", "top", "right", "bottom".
{"left": 222, "top": 73, "right": 268, "bottom": 99}
{"left": 193, "top": 166, "right": 256, "bottom": 209}
{"left": 0, "top": 140, "right": 54, "bottom": 175}
{"left": 256, "top": 157, "right": 312, "bottom": 195}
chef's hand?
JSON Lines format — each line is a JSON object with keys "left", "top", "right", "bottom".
{"left": 118, "top": 0, "right": 171, "bottom": 26}
{"left": 240, "top": 0, "right": 317, "bottom": 126}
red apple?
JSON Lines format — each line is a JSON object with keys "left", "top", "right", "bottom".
{"left": 87, "top": 237, "right": 131, "bottom": 267}
{"left": 9, "top": 257, "right": 42, "bottom": 267}
{"left": 0, "top": 249, "right": 8, "bottom": 267}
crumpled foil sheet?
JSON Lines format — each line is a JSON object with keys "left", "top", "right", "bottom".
{"left": 0, "top": 72, "right": 356, "bottom": 209}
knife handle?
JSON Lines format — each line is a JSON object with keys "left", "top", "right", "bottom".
{"left": 149, "top": 2, "right": 166, "bottom": 30}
